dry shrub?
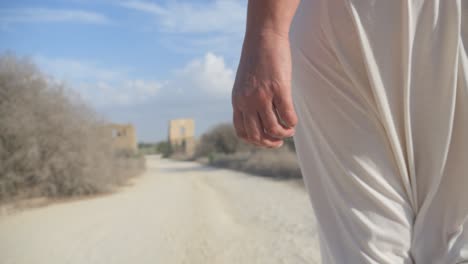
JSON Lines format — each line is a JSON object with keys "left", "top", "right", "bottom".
{"left": 242, "top": 148, "right": 301, "bottom": 178}
{"left": 210, "top": 149, "right": 302, "bottom": 179}
{"left": 196, "top": 123, "right": 302, "bottom": 179}
{"left": 194, "top": 123, "right": 253, "bottom": 158}
{"left": 206, "top": 152, "right": 251, "bottom": 170}
{"left": 0, "top": 53, "right": 144, "bottom": 202}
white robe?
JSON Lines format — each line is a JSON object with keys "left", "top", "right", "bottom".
{"left": 290, "top": 0, "right": 468, "bottom": 263}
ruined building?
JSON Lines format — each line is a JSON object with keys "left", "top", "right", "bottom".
{"left": 168, "top": 119, "right": 195, "bottom": 155}
{"left": 107, "top": 124, "right": 138, "bottom": 154}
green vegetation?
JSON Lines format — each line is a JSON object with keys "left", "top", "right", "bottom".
{"left": 0, "top": 54, "right": 144, "bottom": 202}
{"left": 138, "top": 141, "right": 173, "bottom": 157}
{"left": 138, "top": 142, "right": 158, "bottom": 155}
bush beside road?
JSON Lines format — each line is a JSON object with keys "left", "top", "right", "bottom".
{"left": 193, "top": 123, "right": 302, "bottom": 179}
{"left": 0, "top": 54, "right": 144, "bottom": 203}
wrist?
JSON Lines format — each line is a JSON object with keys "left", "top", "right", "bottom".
{"left": 242, "top": 29, "right": 290, "bottom": 58}
{"left": 244, "top": 27, "right": 290, "bottom": 44}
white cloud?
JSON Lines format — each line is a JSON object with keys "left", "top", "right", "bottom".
{"left": 120, "top": 0, "right": 165, "bottom": 16}
{"left": 0, "top": 8, "right": 110, "bottom": 26}
{"left": 120, "top": 0, "right": 246, "bottom": 34}
{"left": 79, "top": 79, "right": 163, "bottom": 106}
{"left": 35, "top": 56, "right": 121, "bottom": 82}
{"left": 175, "top": 52, "right": 234, "bottom": 96}
{"left": 33, "top": 52, "right": 233, "bottom": 107}
{"left": 34, "top": 56, "right": 162, "bottom": 107}
{"left": 158, "top": 34, "right": 243, "bottom": 57}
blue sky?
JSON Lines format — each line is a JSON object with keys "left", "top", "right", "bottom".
{"left": 0, "top": 0, "right": 247, "bottom": 142}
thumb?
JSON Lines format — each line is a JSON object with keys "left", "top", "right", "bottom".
{"left": 273, "top": 90, "right": 298, "bottom": 128}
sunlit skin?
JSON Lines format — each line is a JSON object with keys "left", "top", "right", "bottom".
{"left": 232, "top": 0, "right": 301, "bottom": 148}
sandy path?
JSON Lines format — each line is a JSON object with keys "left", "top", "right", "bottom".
{"left": 0, "top": 156, "right": 321, "bottom": 264}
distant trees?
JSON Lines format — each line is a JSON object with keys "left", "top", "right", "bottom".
{"left": 158, "top": 141, "right": 173, "bottom": 158}
{"left": 138, "top": 141, "right": 173, "bottom": 157}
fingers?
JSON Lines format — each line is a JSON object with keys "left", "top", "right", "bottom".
{"left": 258, "top": 103, "right": 295, "bottom": 139}
{"left": 232, "top": 76, "right": 298, "bottom": 148}
{"left": 233, "top": 92, "right": 297, "bottom": 148}
{"left": 243, "top": 112, "right": 283, "bottom": 148}
{"left": 273, "top": 90, "right": 298, "bottom": 128}
{"left": 233, "top": 109, "right": 247, "bottom": 139}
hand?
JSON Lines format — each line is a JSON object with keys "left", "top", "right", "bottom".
{"left": 232, "top": 31, "right": 298, "bottom": 148}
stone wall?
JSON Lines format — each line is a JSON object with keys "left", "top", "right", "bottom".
{"left": 107, "top": 124, "right": 138, "bottom": 154}
{"left": 168, "top": 119, "right": 195, "bottom": 155}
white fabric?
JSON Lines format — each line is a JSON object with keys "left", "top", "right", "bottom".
{"left": 290, "top": 0, "right": 468, "bottom": 263}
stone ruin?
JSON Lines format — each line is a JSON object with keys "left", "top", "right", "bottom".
{"left": 107, "top": 123, "right": 138, "bottom": 154}
{"left": 168, "top": 119, "right": 195, "bottom": 156}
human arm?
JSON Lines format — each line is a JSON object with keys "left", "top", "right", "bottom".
{"left": 232, "top": 0, "right": 300, "bottom": 148}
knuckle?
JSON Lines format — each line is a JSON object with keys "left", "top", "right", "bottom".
{"left": 273, "top": 94, "right": 285, "bottom": 106}
{"left": 256, "top": 90, "right": 270, "bottom": 101}
{"left": 266, "top": 126, "right": 281, "bottom": 136}
{"left": 260, "top": 139, "right": 272, "bottom": 146}
{"left": 260, "top": 139, "right": 278, "bottom": 148}
{"left": 257, "top": 93, "right": 274, "bottom": 107}
{"left": 274, "top": 95, "right": 293, "bottom": 109}
{"left": 265, "top": 128, "right": 281, "bottom": 138}
{"left": 270, "top": 124, "right": 290, "bottom": 136}
{"left": 250, "top": 133, "right": 261, "bottom": 142}
{"left": 286, "top": 114, "right": 298, "bottom": 126}
{"left": 235, "top": 92, "right": 274, "bottom": 112}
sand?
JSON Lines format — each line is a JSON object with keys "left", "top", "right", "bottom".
{"left": 0, "top": 155, "right": 321, "bottom": 264}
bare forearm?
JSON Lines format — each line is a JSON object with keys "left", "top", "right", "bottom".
{"left": 245, "top": 0, "right": 301, "bottom": 39}
{"left": 231, "top": 0, "right": 300, "bottom": 148}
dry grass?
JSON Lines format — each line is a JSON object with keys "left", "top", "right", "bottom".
{"left": 209, "top": 149, "right": 302, "bottom": 179}
{"left": 0, "top": 53, "right": 144, "bottom": 202}
{"left": 194, "top": 123, "right": 302, "bottom": 179}
{"left": 194, "top": 123, "right": 259, "bottom": 158}
{"left": 243, "top": 148, "right": 302, "bottom": 178}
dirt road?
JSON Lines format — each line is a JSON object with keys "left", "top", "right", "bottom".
{"left": 0, "top": 156, "right": 321, "bottom": 264}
